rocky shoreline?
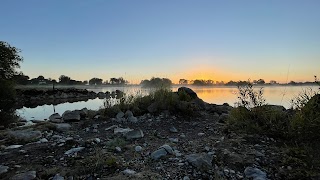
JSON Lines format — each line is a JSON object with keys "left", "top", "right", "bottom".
{"left": 15, "top": 88, "right": 124, "bottom": 109}
{"left": 0, "top": 88, "right": 317, "bottom": 179}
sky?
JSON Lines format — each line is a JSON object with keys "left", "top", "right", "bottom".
{"left": 1, "top": 0, "right": 320, "bottom": 84}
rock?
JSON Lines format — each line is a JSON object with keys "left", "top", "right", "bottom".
{"left": 169, "top": 138, "right": 179, "bottom": 143}
{"left": 5, "top": 145, "right": 23, "bottom": 149}
{"left": 0, "top": 165, "right": 9, "bottom": 175}
{"left": 105, "top": 125, "right": 118, "bottom": 131}
{"left": 128, "top": 116, "right": 138, "bottom": 123}
{"left": 8, "top": 129, "right": 42, "bottom": 143}
{"left": 55, "top": 123, "right": 71, "bottom": 132}
{"left": 49, "top": 113, "right": 62, "bottom": 122}
{"left": 38, "top": 138, "right": 48, "bottom": 143}
{"left": 11, "top": 171, "right": 36, "bottom": 180}
{"left": 169, "top": 126, "right": 178, "bottom": 133}
{"left": 122, "top": 169, "right": 136, "bottom": 176}
{"left": 94, "top": 138, "right": 101, "bottom": 143}
{"left": 64, "top": 147, "right": 85, "bottom": 156}
{"left": 116, "top": 111, "right": 124, "bottom": 119}
{"left": 53, "top": 174, "right": 64, "bottom": 180}
{"left": 135, "top": 146, "right": 143, "bottom": 152}
{"left": 244, "top": 167, "right": 267, "bottom": 180}
{"left": 31, "top": 119, "right": 45, "bottom": 123}
{"left": 183, "top": 176, "right": 190, "bottom": 180}
{"left": 198, "top": 132, "right": 205, "bottom": 136}
{"left": 125, "top": 110, "right": 134, "bottom": 118}
{"left": 114, "top": 127, "right": 133, "bottom": 134}
{"left": 186, "top": 153, "right": 213, "bottom": 171}
{"left": 178, "top": 87, "right": 198, "bottom": 99}
{"left": 125, "top": 129, "right": 144, "bottom": 140}
{"left": 151, "top": 148, "right": 168, "bottom": 160}
{"left": 159, "top": 144, "right": 174, "bottom": 154}
{"left": 62, "top": 111, "right": 81, "bottom": 122}
{"left": 115, "top": 147, "right": 122, "bottom": 152}
{"left": 147, "top": 102, "right": 159, "bottom": 113}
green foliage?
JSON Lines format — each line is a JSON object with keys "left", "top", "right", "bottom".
{"left": 236, "top": 80, "right": 266, "bottom": 109}
{"left": 228, "top": 106, "right": 290, "bottom": 138}
{"left": 102, "top": 87, "right": 196, "bottom": 117}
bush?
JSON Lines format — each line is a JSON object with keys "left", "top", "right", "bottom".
{"left": 236, "top": 80, "right": 265, "bottom": 109}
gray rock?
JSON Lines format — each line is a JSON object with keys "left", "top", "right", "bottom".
{"left": 5, "top": 145, "right": 23, "bottom": 149}
{"left": 11, "top": 171, "right": 36, "bottom": 180}
{"left": 159, "top": 144, "right": 174, "bottom": 154}
{"left": 135, "top": 146, "right": 143, "bottom": 152}
{"left": 0, "top": 165, "right": 9, "bottom": 175}
{"left": 97, "top": 92, "right": 106, "bottom": 98}
{"left": 186, "top": 153, "right": 213, "bottom": 171}
{"left": 183, "top": 176, "right": 190, "bottom": 180}
{"left": 38, "top": 138, "right": 48, "bottom": 143}
{"left": 244, "top": 167, "right": 267, "bottom": 180}
{"left": 62, "top": 111, "right": 80, "bottom": 122}
{"left": 49, "top": 113, "right": 62, "bottom": 122}
{"left": 105, "top": 125, "right": 118, "bottom": 131}
{"left": 53, "top": 174, "right": 64, "bottom": 180}
{"left": 122, "top": 169, "right": 136, "bottom": 176}
{"left": 128, "top": 116, "right": 138, "bottom": 123}
{"left": 8, "top": 129, "right": 42, "bottom": 143}
{"left": 125, "top": 129, "right": 144, "bottom": 140}
{"left": 169, "top": 126, "right": 178, "bottom": 133}
{"left": 64, "top": 147, "right": 85, "bottom": 156}
{"left": 116, "top": 111, "right": 124, "bottom": 119}
{"left": 55, "top": 123, "right": 71, "bottom": 132}
{"left": 125, "top": 110, "right": 134, "bottom": 118}
{"left": 151, "top": 148, "right": 168, "bottom": 160}
{"left": 114, "top": 127, "right": 133, "bottom": 134}
{"left": 168, "top": 137, "right": 179, "bottom": 143}
{"left": 115, "top": 147, "right": 122, "bottom": 152}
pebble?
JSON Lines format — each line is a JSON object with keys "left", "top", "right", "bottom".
{"left": 198, "top": 133, "right": 205, "bottom": 136}
{"left": 115, "top": 147, "right": 122, "bottom": 152}
{"left": 135, "top": 146, "right": 143, "bottom": 152}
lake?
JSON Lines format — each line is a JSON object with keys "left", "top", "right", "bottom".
{"left": 17, "top": 85, "right": 319, "bottom": 121}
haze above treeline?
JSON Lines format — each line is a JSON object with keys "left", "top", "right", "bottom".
{"left": 13, "top": 73, "right": 318, "bottom": 87}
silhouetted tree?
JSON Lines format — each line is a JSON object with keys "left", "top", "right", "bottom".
{"left": 0, "top": 41, "right": 23, "bottom": 126}
{"left": 13, "top": 72, "right": 29, "bottom": 85}
{"left": 89, "top": 78, "right": 103, "bottom": 85}
{"left": 179, "top": 79, "right": 188, "bottom": 84}
{"left": 140, "top": 77, "right": 172, "bottom": 88}
{"left": 256, "top": 79, "right": 265, "bottom": 85}
{"left": 59, "top": 75, "right": 71, "bottom": 84}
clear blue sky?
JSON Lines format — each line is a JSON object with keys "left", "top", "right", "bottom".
{"left": 1, "top": 0, "right": 319, "bottom": 83}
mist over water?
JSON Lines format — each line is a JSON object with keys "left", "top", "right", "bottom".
{"left": 17, "top": 85, "right": 319, "bottom": 121}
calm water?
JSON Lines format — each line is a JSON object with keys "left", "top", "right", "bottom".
{"left": 17, "top": 85, "right": 318, "bottom": 121}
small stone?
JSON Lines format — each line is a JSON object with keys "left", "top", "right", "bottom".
{"left": 92, "top": 129, "right": 98, "bottom": 133}
{"left": 244, "top": 167, "right": 267, "bottom": 180}
{"left": 183, "top": 176, "right": 190, "bottom": 180}
{"left": 64, "top": 147, "right": 85, "bottom": 156}
{"left": 38, "top": 138, "right": 49, "bottom": 143}
{"left": 169, "top": 138, "right": 179, "bottom": 143}
{"left": 115, "top": 147, "right": 122, "bottom": 152}
{"left": 53, "top": 174, "right": 64, "bottom": 180}
{"left": 287, "top": 166, "right": 292, "bottom": 170}
{"left": 5, "top": 145, "right": 23, "bottom": 149}
{"left": 94, "top": 138, "right": 101, "bottom": 143}
{"left": 169, "top": 126, "right": 178, "bottom": 133}
{"left": 135, "top": 146, "right": 143, "bottom": 152}
{"left": 198, "top": 133, "right": 205, "bottom": 136}
{"left": 151, "top": 148, "right": 168, "bottom": 160}
{"left": 122, "top": 169, "right": 136, "bottom": 176}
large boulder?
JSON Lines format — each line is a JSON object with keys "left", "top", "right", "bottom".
{"left": 62, "top": 111, "right": 81, "bottom": 122}
{"left": 49, "top": 113, "right": 62, "bottom": 123}
{"left": 178, "top": 87, "right": 198, "bottom": 99}
{"left": 244, "top": 167, "right": 267, "bottom": 180}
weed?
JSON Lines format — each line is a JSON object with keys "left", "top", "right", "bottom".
{"left": 236, "top": 80, "right": 266, "bottom": 109}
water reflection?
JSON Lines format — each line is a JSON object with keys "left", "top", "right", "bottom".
{"left": 17, "top": 85, "right": 318, "bottom": 121}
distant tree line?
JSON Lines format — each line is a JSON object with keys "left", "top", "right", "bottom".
{"left": 140, "top": 77, "right": 172, "bottom": 88}
{"left": 12, "top": 74, "right": 129, "bottom": 86}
